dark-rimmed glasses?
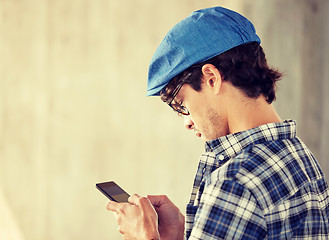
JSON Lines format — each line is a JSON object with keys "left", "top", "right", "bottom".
{"left": 166, "top": 73, "right": 191, "bottom": 115}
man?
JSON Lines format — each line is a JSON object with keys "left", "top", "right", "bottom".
{"left": 107, "top": 6, "right": 329, "bottom": 239}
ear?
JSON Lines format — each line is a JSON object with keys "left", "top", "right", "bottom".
{"left": 201, "top": 64, "right": 222, "bottom": 95}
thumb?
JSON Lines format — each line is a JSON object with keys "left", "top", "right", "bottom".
{"left": 147, "top": 195, "right": 169, "bottom": 207}
{"left": 106, "top": 200, "right": 121, "bottom": 213}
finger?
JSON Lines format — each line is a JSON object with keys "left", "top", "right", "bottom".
{"left": 128, "top": 193, "right": 140, "bottom": 205}
{"left": 137, "top": 196, "right": 159, "bottom": 216}
{"left": 106, "top": 200, "right": 121, "bottom": 213}
{"left": 128, "top": 194, "right": 158, "bottom": 216}
{"left": 129, "top": 194, "right": 151, "bottom": 208}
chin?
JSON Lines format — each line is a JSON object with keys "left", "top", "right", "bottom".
{"left": 203, "top": 133, "right": 223, "bottom": 142}
{"left": 201, "top": 135, "right": 211, "bottom": 142}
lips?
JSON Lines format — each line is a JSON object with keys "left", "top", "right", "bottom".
{"left": 193, "top": 128, "right": 202, "bottom": 138}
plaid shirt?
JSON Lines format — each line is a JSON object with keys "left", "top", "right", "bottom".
{"left": 186, "top": 120, "right": 329, "bottom": 239}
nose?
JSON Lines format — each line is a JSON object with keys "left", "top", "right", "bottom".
{"left": 184, "top": 115, "right": 194, "bottom": 130}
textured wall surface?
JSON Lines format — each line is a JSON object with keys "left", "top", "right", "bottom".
{"left": 0, "top": 0, "right": 328, "bottom": 239}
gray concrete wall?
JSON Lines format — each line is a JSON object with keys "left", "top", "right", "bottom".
{"left": 0, "top": 0, "right": 328, "bottom": 239}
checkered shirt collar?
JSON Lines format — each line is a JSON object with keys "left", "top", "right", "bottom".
{"left": 205, "top": 120, "right": 297, "bottom": 162}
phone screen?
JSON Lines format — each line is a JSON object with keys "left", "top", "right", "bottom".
{"left": 96, "top": 181, "right": 130, "bottom": 202}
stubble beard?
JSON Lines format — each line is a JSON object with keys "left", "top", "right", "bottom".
{"left": 203, "top": 106, "right": 227, "bottom": 141}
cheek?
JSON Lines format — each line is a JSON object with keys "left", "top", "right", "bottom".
{"left": 189, "top": 108, "right": 209, "bottom": 133}
{"left": 187, "top": 104, "right": 204, "bottom": 125}
{"left": 185, "top": 93, "right": 216, "bottom": 134}
{"left": 200, "top": 107, "right": 225, "bottom": 139}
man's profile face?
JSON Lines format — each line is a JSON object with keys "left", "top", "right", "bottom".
{"left": 176, "top": 83, "right": 228, "bottom": 142}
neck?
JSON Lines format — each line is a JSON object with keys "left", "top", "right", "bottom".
{"left": 226, "top": 94, "right": 282, "bottom": 134}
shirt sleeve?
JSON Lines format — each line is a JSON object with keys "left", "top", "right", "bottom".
{"left": 188, "top": 179, "right": 268, "bottom": 239}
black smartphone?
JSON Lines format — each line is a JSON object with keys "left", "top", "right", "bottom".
{"left": 96, "top": 181, "right": 130, "bottom": 202}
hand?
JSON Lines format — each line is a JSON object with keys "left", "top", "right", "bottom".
{"left": 107, "top": 194, "right": 160, "bottom": 240}
{"left": 147, "top": 195, "right": 185, "bottom": 240}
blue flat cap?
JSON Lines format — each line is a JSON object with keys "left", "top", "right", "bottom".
{"left": 146, "top": 6, "right": 261, "bottom": 96}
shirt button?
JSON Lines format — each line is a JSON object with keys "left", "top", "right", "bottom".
{"left": 218, "top": 155, "right": 224, "bottom": 161}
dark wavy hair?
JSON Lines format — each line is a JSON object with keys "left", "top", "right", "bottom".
{"left": 160, "top": 42, "right": 282, "bottom": 104}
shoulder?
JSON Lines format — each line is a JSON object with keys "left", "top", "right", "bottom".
{"left": 209, "top": 138, "right": 321, "bottom": 209}
{"left": 214, "top": 137, "right": 319, "bottom": 182}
